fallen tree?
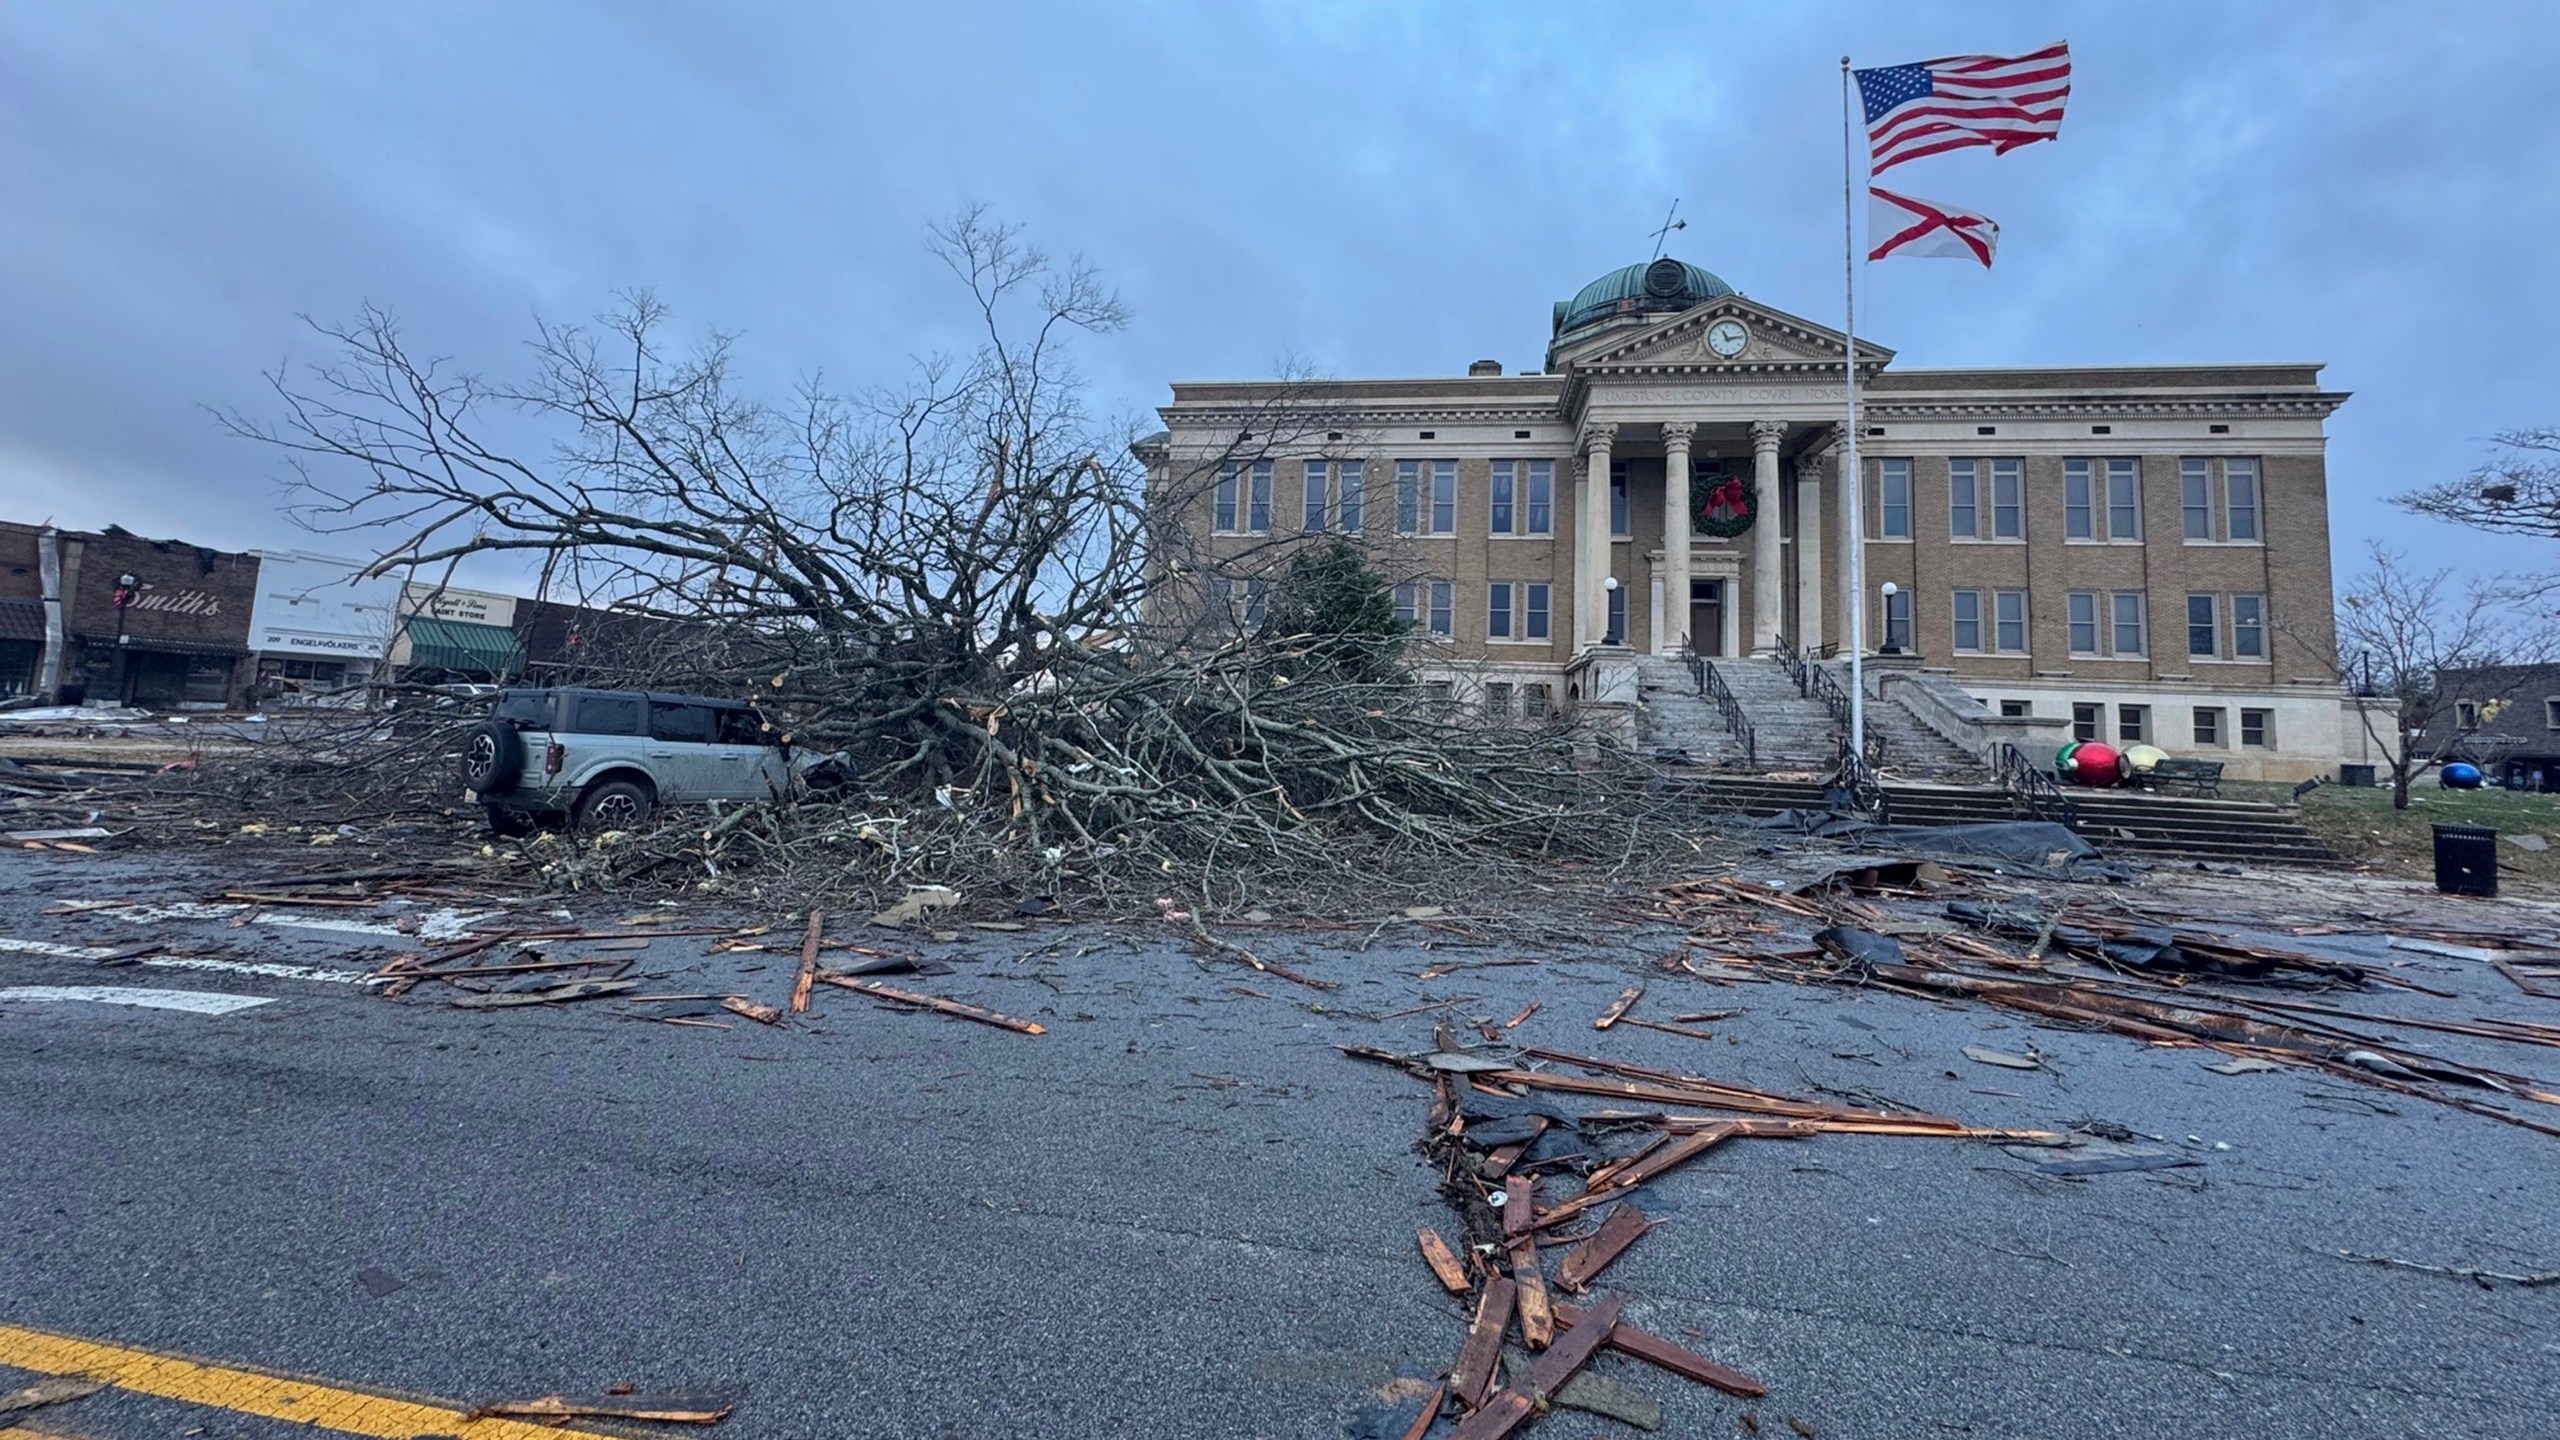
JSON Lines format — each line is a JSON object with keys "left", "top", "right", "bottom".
{"left": 196, "top": 209, "right": 1727, "bottom": 908}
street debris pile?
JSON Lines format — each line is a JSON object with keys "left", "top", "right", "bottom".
{"left": 1346, "top": 1022, "right": 2052, "bottom": 1437}
{"left": 1659, "top": 864, "right": 2560, "bottom": 1141}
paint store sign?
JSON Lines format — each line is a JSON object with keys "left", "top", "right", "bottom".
{"left": 121, "top": 587, "right": 224, "bottom": 616}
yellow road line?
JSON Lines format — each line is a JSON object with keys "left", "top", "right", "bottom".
{"left": 0, "top": 1321, "right": 608, "bottom": 1439}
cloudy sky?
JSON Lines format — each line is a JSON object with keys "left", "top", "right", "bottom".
{"left": 2, "top": 1, "right": 2553, "bottom": 587}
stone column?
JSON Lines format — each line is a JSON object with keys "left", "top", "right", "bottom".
{"left": 1578, "top": 423, "right": 1616, "bottom": 648}
{"left": 1660, "top": 422, "right": 1696, "bottom": 656}
{"left": 1570, "top": 459, "right": 1591, "bottom": 647}
{"left": 1748, "top": 419, "right": 1786, "bottom": 654}
{"left": 1793, "top": 449, "right": 1825, "bottom": 655}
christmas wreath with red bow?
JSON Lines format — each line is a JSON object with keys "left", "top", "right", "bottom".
{"left": 1692, "top": 472, "right": 1756, "bottom": 538}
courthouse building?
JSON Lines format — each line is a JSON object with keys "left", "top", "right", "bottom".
{"left": 1141, "top": 256, "right": 2364, "bottom": 781}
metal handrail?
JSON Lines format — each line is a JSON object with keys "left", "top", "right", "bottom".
{"left": 1833, "top": 744, "right": 1887, "bottom": 818}
{"left": 1806, "top": 660, "right": 1854, "bottom": 731}
{"left": 1770, "top": 633, "right": 1811, "bottom": 696}
{"left": 1994, "top": 741, "right": 2075, "bottom": 823}
{"left": 1686, "top": 634, "right": 1757, "bottom": 769}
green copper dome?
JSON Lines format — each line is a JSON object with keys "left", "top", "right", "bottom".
{"left": 1552, "top": 256, "right": 1737, "bottom": 337}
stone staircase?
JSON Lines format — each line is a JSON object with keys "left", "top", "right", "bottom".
{"left": 1684, "top": 774, "right": 2344, "bottom": 869}
{"left": 1636, "top": 654, "right": 1839, "bottom": 772}
{"left": 1829, "top": 665, "right": 1989, "bottom": 782}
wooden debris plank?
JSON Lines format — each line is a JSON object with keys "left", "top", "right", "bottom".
{"left": 815, "top": 975, "right": 1046, "bottom": 1034}
{"left": 1579, "top": 1133, "right": 1667, "bottom": 1193}
{"left": 720, "top": 995, "right": 784, "bottom": 1025}
{"left": 1672, "top": 1008, "right": 1743, "bottom": 1023}
{"left": 1508, "top": 1233, "right": 1553, "bottom": 1350}
{"left": 790, "top": 908, "right": 822, "bottom": 1015}
{"left": 1501, "top": 1174, "right": 1534, "bottom": 1238}
{"left": 1504, "top": 1000, "right": 1540, "bottom": 1029}
{"left": 1395, "top": 1382, "right": 1445, "bottom": 1440}
{"left": 464, "top": 1392, "right": 735, "bottom": 1424}
{"left": 1554, "top": 1203, "right": 1655, "bottom": 1294}
{"left": 1593, "top": 984, "right": 1644, "bottom": 1030}
{"left": 1620, "top": 1016, "right": 1718, "bottom": 1041}
{"left": 1447, "top": 1295, "right": 1626, "bottom": 1440}
{"left": 1533, "top": 1126, "right": 1736, "bottom": 1231}
{"left": 1553, "top": 1298, "right": 1765, "bottom": 1397}
{"left": 1500, "top": 1058, "right": 1961, "bottom": 1129}
{"left": 1481, "top": 1140, "right": 1531, "bottom": 1181}
{"left": 1417, "top": 1229, "right": 1471, "bottom": 1295}
{"left": 1447, "top": 1276, "right": 1516, "bottom": 1407}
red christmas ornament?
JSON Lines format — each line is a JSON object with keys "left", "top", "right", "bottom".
{"left": 2062, "top": 741, "right": 2123, "bottom": 788}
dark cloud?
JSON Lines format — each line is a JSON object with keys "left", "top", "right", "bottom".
{"left": 0, "top": 1, "right": 2549, "bottom": 585}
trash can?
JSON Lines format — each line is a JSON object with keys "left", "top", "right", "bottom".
{"left": 2338, "top": 764, "right": 2376, "bottom": 788}
{"left": 2433, "top": 823, "right": 2498, "bottom": 898}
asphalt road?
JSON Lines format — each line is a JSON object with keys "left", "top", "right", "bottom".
{"left": 2, "top": 847, "right": 2557, "bottom": 1439}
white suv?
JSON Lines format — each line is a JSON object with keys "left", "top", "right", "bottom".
{"left": 460, "top": 687, "right": 831, "bottom": 835}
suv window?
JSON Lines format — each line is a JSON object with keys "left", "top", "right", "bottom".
{"left": 715, "top": 708, "right": 770, "bottom": 746}
{"left": 571, "top": 694, "right": 642, "bottom": 735}
{"left": 648, "top": 700, "right": 716, "bottom": 743}
{"left": 494, "top": 692, "right": 554, "bottom": 727}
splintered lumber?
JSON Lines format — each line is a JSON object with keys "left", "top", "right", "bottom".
{"left": 1555, "top": 1203, "right": 1655, "bottom": 1293}
{"left": 720, "top": 995, "right": 784, "bottom": 1025}
{"left": 1503, "top": 1050, "right": 1964, "bottom": 1130}
{"left": 1502, "top": 1174, "right": 1535, "bottom": 1239}
{"left": 790, "top": 908, "right": 822, "bottom": 1014}
{"left": 1594, "top": 984, "right": 1644, "bottom": 1030}
{"left": 1580, "top": 1133, "right": 1668, "bottom": 1195}
{"left": 1508, "top": 1233, "right": 1553, "bottom": 1350}
{"left": 1395, "top": 1382, "right": 1445, "bottom": 1440}
{"left": 1449, "top": 1295, "right": 1625, "bottom": 1440}
{"left": 815, "top": 975, "right": 1046, "bottom": 1035}
{"left": 1504, "top": 1000, "right": 1540, "bottom": 1029}
{"left": 1620, "top": 1015, "right": 1720, "bottom": 1041}
{"left": 1418, "top": 1229, "right": 1472, "bottom": 1295}
{"left": 1534, "top": 1124, "right": 1738, "bottom": 1231}
{"left": 1553, "top": 1299, "right": 1765, "bottom": 1398}
{"left": 1448, "top": 1276, "right": 1517, "bottom": 1407}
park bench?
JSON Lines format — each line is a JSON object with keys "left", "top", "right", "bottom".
{"left": 2145, "top": 757, "right": 2224, "bottom": 798}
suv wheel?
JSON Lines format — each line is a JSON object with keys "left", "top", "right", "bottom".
{"left": 576, "top": 779, "right": 655, "bottom": 832}
{"left": 460, "top": 720, "right": 526, "bottom": 794}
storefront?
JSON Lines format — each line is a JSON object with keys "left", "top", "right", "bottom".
{"left": 247, "top": 551, "right": 402, "bottom": 705}
{"left": 63, "top": 528, "right": 258, "bottom": 710}
{"left": 392, "top": 583, "right": 524, "bottom": 682}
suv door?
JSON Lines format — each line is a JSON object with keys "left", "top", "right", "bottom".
{"left": 712, "top": 705, "right": 789, "bottom": 800}
{"left": 645, "top": 699, "right": 721, "bottom": 800}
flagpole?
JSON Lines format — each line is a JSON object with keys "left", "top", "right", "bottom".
{"left": 1840, "top": 56, "right": 1866, "bottom": 763}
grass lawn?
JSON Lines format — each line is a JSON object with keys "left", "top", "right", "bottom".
{"left": 2227, "top": 780, "right": 2560, "bottom": 889}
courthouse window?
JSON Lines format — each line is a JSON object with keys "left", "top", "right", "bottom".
{"left": 1488, "top": 583, "right": 1513, "bottom": 640}
{"left": 1991, "top": 459, "right": 2023, "bottom": 538}
{"left": 2112, "top": 593, "right": 2147, "bottom": 656}
{"left": 2181, "top": 458, "right": 2213, "bottom": 539}
{"left": 1877, "top": 459, "right": 1912, "bottom": 538}
{"left": 2106, "top": 459, "right": 2141, "bottom": 539}
{"left": 2067, "top": 592, "right": 2099, "bottom": 654}
{"left": 2233, "top": 594, "right": 2266, "bottom": 658}
{"left": 1427, "top": 580, "right": 1453, "bottom": 637}
{"left": 2118, "top": 704, "right": 2150, "bottom": 743}
{"left": 1609, "top": 462, "right": 1631, "bottom": 537}
{"left": 1606, "top": 586, "right": 1626, "bottom": 645}
{"left": 1950, "top": 460, "right": 1980, "bottom": 539}
{"left": 1396, "top": 461, "right": 1457, "bottom": 536}
{"left": 1337, "top": 461, "right": 1363, "bottom": 531}
{"left": 1994, "top": 589, "right": 2027, "bottom": 651}
{"left": 2187, "top": 594, "right": 2219, "bottom": 658}
{"left": 1214, "top": 464, "right": 1239, "bottom": 532}
{"left": 2241, "top": 708, "right": 2273, "bottom": 747}
{"left": 2063, "top": 460, "right": 2093, "bottom": 540}
{"left": 1303, "top": 461, "right": 1330, "bottom": 531}
{"left": 1952, "top": 589, "right": 1983, "bottom": 651}
{"left": 2072, "top": 702, "right": 2101, "bottom": 742}
{"left": 2194, "top": 707, "right": 2225, "bottom": 746}
{"left": 1245, "top": 462, "right": 1273, "bottom": 533}
{"left": 2226, "top": 458, "right": 2261, "bottom": 541}
{"left": 1524, "top": 582, "right": 1551, "bottom": 640}
{"left": 1489, "top": 461, "right": 1516, "bottom": 535}
{"left": 1524, "top": 460, "right": 1553, "bottom": 535}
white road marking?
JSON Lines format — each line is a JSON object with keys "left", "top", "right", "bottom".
{"left": 0, "top": 985, "right": 273, "bottom": 1015}
{"left": 98, "top": 902, "right": 499, "bottom": 941}
{"left": 0, "top": 935, "right": 382, "bottom": 986}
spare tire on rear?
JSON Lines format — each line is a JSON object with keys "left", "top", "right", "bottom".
{"left": 461, "top": 720, "right": 526, "bottom": 795}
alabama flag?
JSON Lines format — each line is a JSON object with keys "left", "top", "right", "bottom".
{"left": 1868, "top": 186, "right": 1999, "bottom": 267}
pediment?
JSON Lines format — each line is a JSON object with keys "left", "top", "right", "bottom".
{"left": 1554, "top": 296, "right": 1894, "bottom": 374}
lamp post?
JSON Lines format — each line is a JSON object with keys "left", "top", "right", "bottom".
{"left": 111, "top": 572, "right": 138, "bottom": 706}
{"left": 1878, "top": 581, "right": 1902, "bottom": 656}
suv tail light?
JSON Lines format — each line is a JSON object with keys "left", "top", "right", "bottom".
{"left": 544, "top": 742, "right": 565, "bottom": 776}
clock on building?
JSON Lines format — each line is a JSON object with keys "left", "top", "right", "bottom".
{"left": 1705, "top": 319, "right": 1749, "bottom": 359}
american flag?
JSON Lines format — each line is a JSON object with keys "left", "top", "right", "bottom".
{"left": 1855, "top": 43, "right": 2071, "bottom": 175}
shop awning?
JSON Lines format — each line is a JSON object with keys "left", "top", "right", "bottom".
{"left": 404, "top": 617, "right": 524, "bottom": 676}
{"left": 0, "top": 599, "right": 43, "bottom": 643}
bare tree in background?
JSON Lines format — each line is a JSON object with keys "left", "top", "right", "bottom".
{"left": 2398, "top": 428, "right": 2560, "bottom": 550}
{"left": 2333, "top": 544, "right": 2541, "bottom": 809}
{"left": 220, "top": 209, "right": 1694, "bottom": 906}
